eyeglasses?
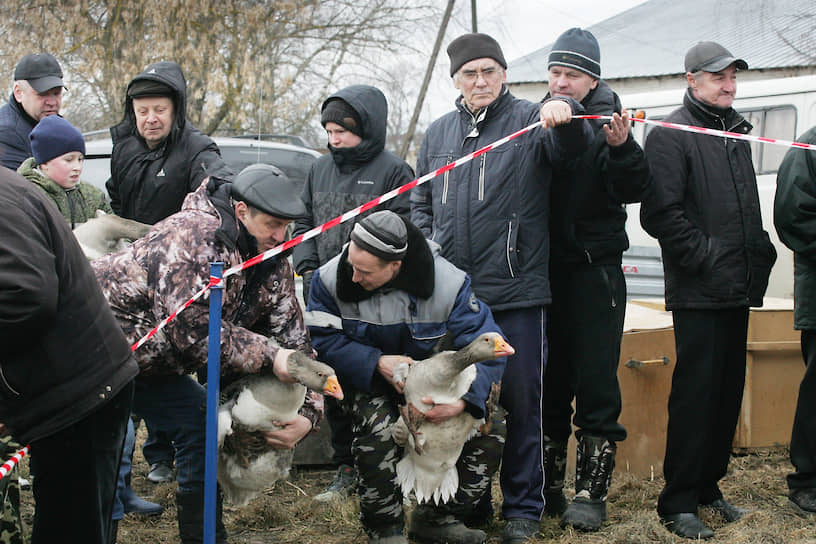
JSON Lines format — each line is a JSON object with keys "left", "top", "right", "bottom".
{"left": 457, "top": 66, "right": 503, "bottom": 83}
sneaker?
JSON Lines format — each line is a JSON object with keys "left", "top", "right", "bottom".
{"left": 147, "top": 461, "right": 174, "bottom": 483}
{"left": 502, "top": 518, "right": 539, "bottom": 544}
{"left": 314, "top": 464, "right": 357, "bottom": 502}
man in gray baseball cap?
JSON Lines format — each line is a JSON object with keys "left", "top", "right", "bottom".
{"left": 0, "top": 53, "right": 65, "bottom": 170}
{"left": 641, "top": 40, "right": 775, "bottom": 540}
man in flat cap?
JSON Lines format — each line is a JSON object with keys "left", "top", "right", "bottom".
{"left": 411, "top": 32, "right": 593, "bottom": 543}
{"left": 640, "top": 41, "right": 777, "bottom": 539}
{"left": 293, "top": 85, "right": 413, "bottom": 503}
{"left": 93, "top": 164, "right": 321, "bottom": 543}
{"left": 307, "top": 210, "right": 507, "bottom": 544}
{"left": 0, "top": 53, "right": 65, "bottom": 170}
{"left": 541, "top": 27, "right": 651, "bottom": 532}
{"left": 107, "top": 61, "right": 232, "bottom": 226}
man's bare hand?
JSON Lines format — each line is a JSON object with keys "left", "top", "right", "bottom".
{"left": 378, "top": 355, "right": 413, "bottom": 393}
{"left": 419, "top": 397, "right": 465, "bottom": 423}
{"left": 539, "top": 100, "right": 573, "bottom": 129}
{"left": 263, "top": 416, "right": 312, "bottom": 449}
{"left": 603, "top": 110, "right": 631, "bottom": 147}
{"left": 272, "top": 348, "right": 297, "bottom": 383}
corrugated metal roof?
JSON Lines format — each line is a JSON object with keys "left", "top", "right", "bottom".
{"left": 507, "top": 0, "right": 816, "bottom": 83}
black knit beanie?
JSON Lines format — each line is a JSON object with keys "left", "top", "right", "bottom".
{"left": 127, "top": 79, "right": 174, "bottom": 99}
{"left": 350, "top": 211, "right": 408, "bottom": 261}
{"left": 548, "top": 28, "right": 601, "bottom": 79}
{"left": 447, "top": 33, "right": 507, "bottom": 76}
{"left": 321, "top": 98, "right": 363, "bottom": 137}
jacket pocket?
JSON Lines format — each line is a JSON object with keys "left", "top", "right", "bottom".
{"left": 747, "top": 230, "right": 778, "bottom": 302}
{"left": 0, "top": 364, "right": 21, "bottom": 399}
{"left": 698, "top": 237, "right": 745, "bottom": 299}
{"left": 505, "top": 219, "right": 521, "bottom": 279}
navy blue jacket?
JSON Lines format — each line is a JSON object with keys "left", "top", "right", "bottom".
{"left": 306, "top": 221, "right": 505, "bottom": 419}
{"left": 411, "top": 88, "right": 592, "bottom": 311}
{"left": 0, "top": 94, "right": 38, "bottom": 170}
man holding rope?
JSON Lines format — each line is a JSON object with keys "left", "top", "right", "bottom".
{"left": 411, "top": 32, "right": 593, "bottom": 544}
{"left": 92, "top": 165, "right": 322, "bottom": 544}
{"left": 640, "top": 41, "right": 777, "bottom": 539}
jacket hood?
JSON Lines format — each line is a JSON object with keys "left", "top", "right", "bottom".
{"left": 336, "top": 216, "right": 435, "bottom": 302}
{"left": 323, "top": 85, "right": 387, "bottom": 168}
{"left": 111, "top": 61, "right": 188, "bottom": 145}
{"left": 18, "top": 157, "right": 67, "bottom": 198}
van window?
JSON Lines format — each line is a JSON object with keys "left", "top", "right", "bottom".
{"left": 741, "top": 106, "right": 796, "bottom": 175}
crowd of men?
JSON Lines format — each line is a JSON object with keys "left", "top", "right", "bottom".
{"left": 0, "top": 25, "right": 814, "bottom": 544}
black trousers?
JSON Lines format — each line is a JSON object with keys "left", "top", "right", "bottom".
{"left": 788, "top": 329, "right": 816, "bottom": 491}
{"left": 543, "top": 262, "right": 627, "bottom": 443}
{"left": 658, "top": 308, "right": 748, "bottom": 515}
{"left": 326, "top": 396, "right": 355, "bottom": 467}
{"left": 30, "top": 380, "right": 133, "bottom": 544}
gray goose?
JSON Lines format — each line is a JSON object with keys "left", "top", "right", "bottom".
{"left": 217, "top": 350, "right": 343, "bottom": 505}
{"left": 392, "top": 332, "right": 514, "bottom": 504}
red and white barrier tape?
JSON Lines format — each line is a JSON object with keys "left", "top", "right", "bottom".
{"left": 0, "top": 446, "right": 28, "bottom": 480}
{"left": 131, "top": 120, "right": 545, "bottom": 352}
{"left": 575, "top": 115, "right": 816, "bottom": 152}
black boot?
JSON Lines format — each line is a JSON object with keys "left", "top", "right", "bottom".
{"left": 176, "top": 488, "right": 229, "bottom": 544}
{"left": 543, "top": 434, "right": 568, "bottom": 517}
{"left": 560, "top": 435, "right": 616, "bottom": 532}
{"left": 408, "top": 504, "right": 487, "bottom": 544}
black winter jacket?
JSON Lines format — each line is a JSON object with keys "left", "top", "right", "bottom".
{"left": 640, "top": 90, "right": 776, "bottom": 310}
{"left": 107, "top": 61, "right": 232, "bottom": 224}
{"left": 292, "top": 85, "right": 412, "bottom": 274}
{"left": 0, "top": 94, "right": 38, "bottom": 170}
{"left": 774, "top": 126, "right": 816, "bottom": 330}
{"left": 0, "top": 168, "right": 138, "bottom": 444}
{"left": 411, "top": 87, "right": 592, "bottom": 311}
{"left": 548, "top": 81, "right": 651, "bottom": 265}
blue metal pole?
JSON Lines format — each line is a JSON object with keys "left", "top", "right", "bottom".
{"left": 204, "top": 262, "right": 224, "bottom": 544}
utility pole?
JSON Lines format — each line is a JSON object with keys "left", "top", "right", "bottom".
{"left": 471, "top": 0, "right": 477, "bottom": 32}
{"left": 399, "top": 0, "right": 455, "bottom": 160}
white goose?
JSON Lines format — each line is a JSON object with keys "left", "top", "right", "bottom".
{"left": 392, "top": 332, "right": 514, "bottom": 505}
{"left": 217, "top": 350, "right": 343, "bottom": 505}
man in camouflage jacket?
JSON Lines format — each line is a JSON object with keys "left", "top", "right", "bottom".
{"left": 92, "top": 164, "right": 320, "bottom": 543}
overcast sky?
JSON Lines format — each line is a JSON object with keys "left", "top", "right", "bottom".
{"left": 421, "top": 0, "right": 648, "bottom": 119}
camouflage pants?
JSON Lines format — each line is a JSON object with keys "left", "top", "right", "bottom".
{"left": 0, "top": 437, "right": 24, "bottom": 544}
{"left": 348, "top": 391, "right": 505, "bottom": 537}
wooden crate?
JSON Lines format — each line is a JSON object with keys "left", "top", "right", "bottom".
{"left": 734, "top": 299, "right": 804, "bottom": 449}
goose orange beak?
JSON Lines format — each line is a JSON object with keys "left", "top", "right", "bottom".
{"left": 494, "top": 337, "right": 515, "bottom": 357}
{"left": 324, "top": 375, "right": 344, "bottom": 400}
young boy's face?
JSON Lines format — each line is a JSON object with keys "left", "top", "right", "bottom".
{"left": 41, "top": 151, "right": 84, "bottom": 189}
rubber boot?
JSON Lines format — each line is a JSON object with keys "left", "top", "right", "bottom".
{"left": 176, "top": 488, "right": 229, "bottom": 544}
{"left": 408, "top": 504, "right": 486, "bottom": 544}
{"left": 121, "top": 485, "right": 163, "bottom": 516}
{"left": 560, "top": 435, "right": 616, "bottom": 532}
{"left": 543, "top": 434, "right": 568, "bottom": 517}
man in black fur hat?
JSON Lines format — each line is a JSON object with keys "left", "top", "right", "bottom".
{"left": 306, "top": 211, "right": 507, "bottom": 544}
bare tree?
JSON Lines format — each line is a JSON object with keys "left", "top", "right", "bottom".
{"left": 0, "top": 0, "right": 438, "bottom": 141}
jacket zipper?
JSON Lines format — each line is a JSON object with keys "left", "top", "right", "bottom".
{"left": 0, "top": 366, "right": 20, "bottom": 396}
{"left": 442, "top": 154, "right": 453, "bottom": 205}
{"left": 505, "top": 222, "right": 515, "bottom": 278}
{"left": 478, "top": 154, "right": 486, "bottom": 200}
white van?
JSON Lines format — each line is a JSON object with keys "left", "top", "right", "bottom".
{"left": 620, "top": 74, "right": 816, "bottom": 299}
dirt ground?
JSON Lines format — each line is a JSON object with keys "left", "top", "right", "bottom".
{"left": 15, "top": 443, "right": 816, "bottom": 543}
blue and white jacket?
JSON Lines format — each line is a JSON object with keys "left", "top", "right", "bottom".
{"left": 306, "top": 219, "right": 506, "bottom": 418}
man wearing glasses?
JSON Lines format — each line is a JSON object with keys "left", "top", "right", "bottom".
{"left": 412, "top": 32, "right": 593, "bottom": 544}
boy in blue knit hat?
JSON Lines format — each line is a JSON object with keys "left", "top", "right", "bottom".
{"left": 17, "top": 115, "right": 111, "bottom": 228}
